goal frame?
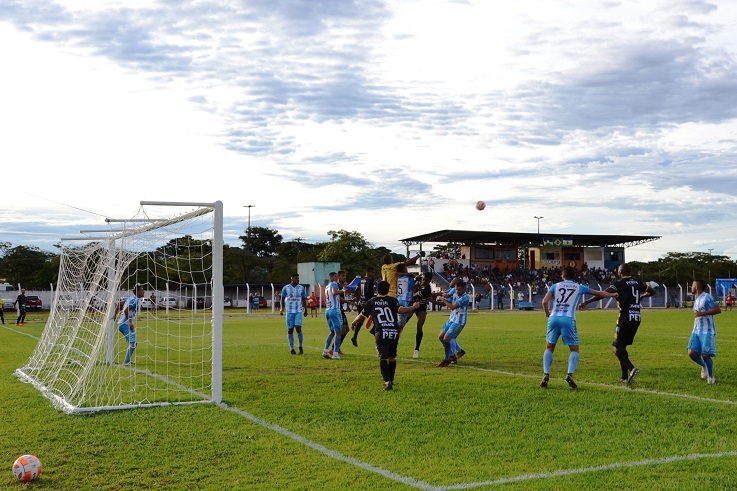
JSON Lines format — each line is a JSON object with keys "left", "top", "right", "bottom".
{"left": 15, "top": 200, "right": 223, "bottom": 413}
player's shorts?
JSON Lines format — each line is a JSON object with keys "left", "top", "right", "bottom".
{"left": 687, "top": 332, "right": 716, "bottom": 357}
{"left": 285, "top": 312, "right": 303, "bottom": 330}
{"left": 440, "top": 319, "right": 465, "bottom": 339}
{"left": 118, "top": 323, "right": 137, "bottom": 343}
{"left": 325, "top": 309, "right": 342, "bottom": 332}
{"left": 341, "top": 310, "right": 348, "bottom": 327}
{"left": 416, "top": 302, "right": 428, "bottom": 313}
{"left": 612, "top": 321, "right": 640, "bottom": 348}
{"left": 546, "top": 316, "right": 579, "bottom": 346}
{"left": 375, "top": 328, "right": 400, "bottom": 359}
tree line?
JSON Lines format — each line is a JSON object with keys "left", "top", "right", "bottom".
{"left": 1, "top": 234, "right": 735, "bottom": 290}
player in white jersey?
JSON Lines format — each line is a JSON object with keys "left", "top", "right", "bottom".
{"left": 687, "top": 279, "right": 721, "bottom": 384}
{"left": 322, "top": 272, "right": 345, "bottom": 359}
{"left": 540, "top": 267, "right": 616, "bottom": 389}
{"left": 116, "top": 285, "right": 145, "bottom": 366}
{"left": 436, "top": 278, "right": 470, "bottom": 367}
{"left": 280, "top": 273, "right": 307, "bottom": 355}
{"left": 395, "top": 264, "right": 416, "bottom": 328}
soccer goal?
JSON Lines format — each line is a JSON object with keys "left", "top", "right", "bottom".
{"left": 15, "top": 201, "right": 223, "bottom": 414}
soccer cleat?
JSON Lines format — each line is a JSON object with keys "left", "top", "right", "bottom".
{"left": 413, "top": 350, "right": 419, "bottom": 359}
{"left": 384, "top": 381, "right": 393, "bottom": 391}
{"left": 626, "top": 367, "right": 640, "bottom": 385}
{"left": 332, "top": 352, "right": 342, "bottom": 360}
{"left": 328, "top": 350, "right": 333, "bottom": 357}
{"left": 456, "top": 349, "right": 466, "bottom": 359}
{"left": 298, "top": 347, "right": 303, "bottom": 355}
{"left": 565, "top": 374, "right": 578, "bottom": 389}
{"left": 701, "top": 365, "right": 708, "bottom": 379}
{"left": 290, "top": 349, "right": 296, "bottom": 355}
{"left": 708, "top": 376, "right": 715, "bottom": 384}
{"left": 437, "top": 360, "right": 451, "bottom": 367}
{"left": 617, "top": 378, "right": 628, "bottom": 383}
{"left": 449, "top": 355, "right": 458, "bottom": 364}
{"left": 540, "top": 374, "right": 549, "bottom": 388}
{"left": 322, "top": 350, "right": 330, "bottom": 359}
{"left": 351, "top": 337, "right": 358, "bottom": 347}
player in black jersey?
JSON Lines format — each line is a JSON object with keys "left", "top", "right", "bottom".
{"left": 351, "top": 281, "right": 419, "bottom": 390}
{"left": 583, "top": 263, "right": 655, "bottom": 385}
{"left": 350, "top": 267, "right": 377, "bottom": 347}
{"left": 411, "top": 272, "right": 436, "bottom": 358}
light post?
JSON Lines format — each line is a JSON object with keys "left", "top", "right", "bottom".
{"left": 534, "top": 216, "right": 544, "bottom": 234}
{"left": 243, "top": 205, "right": 255, "bottom": 252}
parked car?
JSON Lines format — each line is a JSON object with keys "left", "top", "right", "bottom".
{"left": 25, "top": 295, "right": 42, "bottom": 310}
{"left": 140, "top": 298, "right": 154, "bottom": 309}
{"left": 159, "top": 297, "right": 177, "bottom": 309}
{"left": 186, "top": 297, "right": 206, "bottom": 309}
{"left": 223, "top": 297, "right": 232, "bottom": 308}
{"left": 1, "top": 297, "right": 15, "bottom": 311}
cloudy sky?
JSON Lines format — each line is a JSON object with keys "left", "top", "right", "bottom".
{"left": 1, "top": 0, "right": 736, "bottom": 261}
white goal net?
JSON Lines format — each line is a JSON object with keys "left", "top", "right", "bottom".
{"left": 15, "top": 201, "right": 223, "bottom": 414}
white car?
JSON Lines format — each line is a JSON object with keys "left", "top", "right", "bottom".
{"left": 224, "top": 297, "right": 232, "bottom": 308}
{"left": 159, "top": 297, "right": 177, "bottom": 309}
{"left": 140, "top": 298, "right": 154, "bottom": 309}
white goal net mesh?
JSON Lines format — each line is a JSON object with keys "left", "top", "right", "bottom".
{"left": 15, "top": 202, "right": 222, "bottom": 414}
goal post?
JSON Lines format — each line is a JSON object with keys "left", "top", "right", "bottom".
{"left": 15, "top": 201, "right": 223, "bottom": 414}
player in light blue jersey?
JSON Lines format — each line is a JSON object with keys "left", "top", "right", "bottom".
{"left": 116, "top": 285, "right": 145, "bottom": 366}
{"left": 396, "top": 264, "right": 417, "bottom": 328}
{"left": 436, "top": 278, "right": 470, "bottom": 367}
{"left": 540, "top": 267, "right": 616, "bottom": 388}
{"left": 280, "top": 273, "right": 307, "bottom": 355}
{"left": 322, "top": 272, "right": 345, "bottom": 360}
{"left": 687, "top": 279, "right": 721, "bottom": 384}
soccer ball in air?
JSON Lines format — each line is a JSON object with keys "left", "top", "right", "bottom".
{"left": 12, "top": 454, "right": 42, "bottom": 482}
{"left": 476, "top": 201, "right": 486, "bottom": 211}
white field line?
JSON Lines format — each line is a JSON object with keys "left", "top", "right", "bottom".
{"left": 440, "top": 451, "right": 737, "bottom": 490}
{"left": 218, "top": 402, "right": 442, "bottom": 491}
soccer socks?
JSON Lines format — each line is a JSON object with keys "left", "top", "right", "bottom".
{"left": 450, "top": 339, "right": 463, "bottom": 355}
{"left": 388, "top": 360, "right": 396, "bottom": 382}
{"left": 442, "top": 340, "right": 452, "bottom": 361}
{"left": 691, "top": 353, "right": 707, "bottom": 368}
{"left": 704, "top": 357, "right": 714, "bottom": 378}
{"left": 380, "top": 359, "right": 390, "bottom": 382}
{"left": 334, "top": 335, "right": 342, "bottom": 353}
{"left": 568, "top": 351, "right": 580, "bottom": 375}
{"left": 124, "top": 344, "right": 136, "bottom": 364}
{"left": 324, "top": 333, "right": 335, "bottom": 350}
{"left": 543, "top": 349, "right": 554, "bottom": 374}
{"left": 288, "top": 332, "right": 295, "bottom": 350}
{"left": 415, "top": 331, "right": 423, "bottom": 351}
{"left": 615, "top": 347, "right": 633, "bottom": 379}
{"left": 297, "top": 331, "right": 303, "bottom": 348}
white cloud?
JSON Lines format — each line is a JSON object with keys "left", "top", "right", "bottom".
{"left": 1, "top": 0, "right": 737, "bottom": 261}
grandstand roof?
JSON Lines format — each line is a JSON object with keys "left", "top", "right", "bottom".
{"left": 400, "top": 230, "right": 660, "bottom": 248}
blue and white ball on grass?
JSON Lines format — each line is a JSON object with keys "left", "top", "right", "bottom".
{"left": 13, "top": 454, "right": 42, "bottom": 482}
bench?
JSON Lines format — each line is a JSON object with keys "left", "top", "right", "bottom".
{"left": 518, "top": 301, "right": 534, "bottom": 311}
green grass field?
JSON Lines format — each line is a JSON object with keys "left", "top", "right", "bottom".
{"left": 2, "top": 308, "right": 737, "bottom": 490}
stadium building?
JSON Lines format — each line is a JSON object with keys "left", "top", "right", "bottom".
{"left": 400, "top": 230, "right": 660, "bottom": 272}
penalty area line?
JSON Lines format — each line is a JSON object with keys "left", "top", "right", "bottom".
{"left": 440, "top": 450, "right": 737, "bottom": 489}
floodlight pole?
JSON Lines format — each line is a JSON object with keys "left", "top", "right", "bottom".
{"left": 534, "top": 216, "right": 544, "bottom": 234}
{"left": 244, "top": 205, "right": 255, "bottom": 252}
